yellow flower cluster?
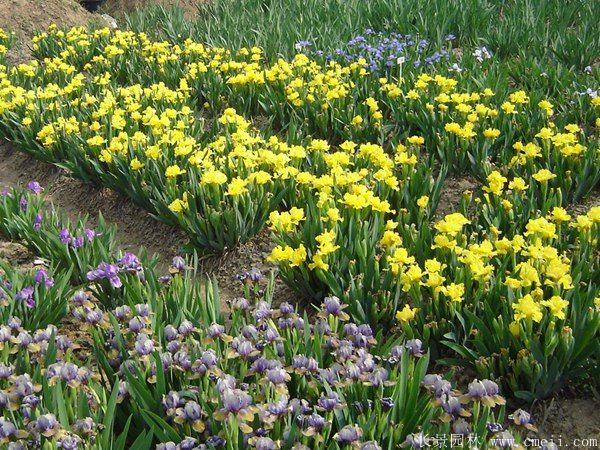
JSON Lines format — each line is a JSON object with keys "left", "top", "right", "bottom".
{"left": 269, "top": 208, "right": 305, "bottom": 231}
{"left": 268, "top": 244, "right": 307, "bottom": 267}
{"left": 272, "top": 190, "right": 599, "bottom": 328}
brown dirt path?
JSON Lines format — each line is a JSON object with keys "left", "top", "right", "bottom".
{"left": 533, "top": 396, "right": 600, "bottom": 449}
{"left": 0, "top": 143, "right": 186, "bottom": 268}
{"left": 0, "top": 142, "right": 295, "bottom": 305}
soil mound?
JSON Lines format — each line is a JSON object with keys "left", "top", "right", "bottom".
{"left": 102, "top": 0, "right": 203, "bottom": 19}
{"left": 0, "top": 0, "right": 92, "bottom": 37}
{"left": 0, "top": 0, "right": 95, "bottom": 62}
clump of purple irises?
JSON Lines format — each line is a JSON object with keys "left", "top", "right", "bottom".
{"left": 1, "top": 268, "right": 55, "bottom": 310}
{"left": 58, "top": 227, "right": 97, "bottom": 250}
{"left": 86, "top": 252, "right": 143, "bottom": 288}
{"left": 83, "top": 287, "right": 531, "bottom": 449}
{"left": 0, "top": 319, "right": 105, "bottom": 449}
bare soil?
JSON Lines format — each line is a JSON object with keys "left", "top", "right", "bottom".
{"left": 0, "top": 239, "right": 31, "bottom": 267}
{"left": 435, "top": 174, "right": 480, "bottom": 220}
{"left": 0, "top": 0, "right": 103, "bottom": 63}
{"left": 534, "top": 396, "right": 600, "bottom": 449}
{"left": 101, "top": 0, "right": 204, "bottom": 20}
{"left": 0, "top": 0, "right": 91, "bottom": 38}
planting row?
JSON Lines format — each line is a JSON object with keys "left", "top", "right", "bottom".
{"left": 0, "top": 29, "right": 597, "bottom": 247}
{"left": 0, "top": 183, "right": 536, "bottom": 449}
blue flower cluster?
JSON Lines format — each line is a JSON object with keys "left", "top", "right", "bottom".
{"left": 297, "top": 30, "right": 456, "bottom": 73}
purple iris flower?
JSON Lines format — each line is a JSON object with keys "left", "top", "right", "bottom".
{"left": 222, "top": 388, "right": 252, "bottom": 413}
{"left": 87, "top": 263, "right": 122, "bottom": 288}
{"left": 16, "top": 286, "right": 35, "bottom": 309}
{"left": 35, "top": 413, "right": 59, "bottom": 434}
{"left": 360, "top": 442, "right": 382, "bottom": 450}
{"left": 487, "top": 422, "right": 503, "bottom": 433}
{"left": 33, "top": 214, "right": 43, "bottom": 231}
{"left": 334, "top": 425, "right": 362, "bottom": 444}
{"left": 206, "top": 436, "right": 225, "bottom": 448}
{"left": 207, "top": 323, "right": 225, "bottom": 339}
{"left": 59, "top": 228, "right": 71, "bottom": 244}
{"left": 118, "top": 253, "right": 141, "bottom": 273}
{"left": 201, "top": 350, "right": 218, "bottom": 368}
{"left": 71, "top": 290, "right": 88, "bottom": 306}
{"left": 178, "top": 320, "right": 194, "bottom": 335}
{"left": 27, "top": 181, "right": 43, "bottom": 194}
{"left": 403, "top": 432, "right": 427, "bottom": 449}
{"left": 72, "top": 236, "right": 85, "bottom": 249}
{"left": 73, "top": 418, "right": 95, "bottom": 435}
{"left": 34, "top": 269, "right": 54, "bottom": 288}
{"left": 253, "top": 302, "right": 272, "bottom": 320}
{"left": 266, "top": 368, "right": 288, "bottom": 384}
{"left": 163, "top": 325, "right": 178, "bottom": 341}
{"left": 307, "top": 413, "right": 326, "bottom": 431}
{"left": 171, "top": 256, "right": 186, "bottom": 270}
{"left": 509, "top": 409, "right": 535, "bottom": 427}
{"left": 182, "top": 401, "right": 202, "bottom": 420}
{"left": 156, "top": 443, "right": 177, "bottom": 450}
{"left": 295, "top": 40, "right": 312, "bottom": 51}
{"left": 318, "top": 392, "right": 342, "bottom": 411}
{"left": 134, "top": 335, "right": 155, "bottom": 355}
{"left": 248, "top": 268, "right": 262, "bottom": 282}
{"left": 179, "top": 438, "right": 199, "bottom": 450}
{"left": 57, "top": 435, "right": 80, "bottom": 450}
{"left": 135, "top": 304, "right": 151, "bottom": 317}
{"left": 255, "top": 437, "right": 276, "bottom": 450}
{"left": 323, "top": 296, "right": 344, "bottom": 316}
{"left": 0, "top": 418, "right": 17, "bottom": 439}
{"left": 128, "top": 316, "right": 145, "bottom": 333}
{"left": 0, "top": 364, "right": 13, "bottom": 379}
{"left": 405, "top": 339, "right": 423, "bottom": 356}
{"left": 453, "top": 418, "right": 471, "bottom": 435}
{"left": 56, "top": 336, "right": 73, "bottom": 351}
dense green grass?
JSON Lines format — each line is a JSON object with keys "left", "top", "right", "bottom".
{"left": 125, "top": 0, "right": 599, "bottom": 67}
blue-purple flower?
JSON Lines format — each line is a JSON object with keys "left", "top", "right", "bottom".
{"left": 27, "top": 181, "right": 43, "bottom": 194}
{"left": 87, "top": 263, "right": 122, "bottom": 288}
{"left": 334, "top": 424, "right": 362, "bottom": 444}
{"left": 15, "top": 286, "right": 35, "bottom": 309}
